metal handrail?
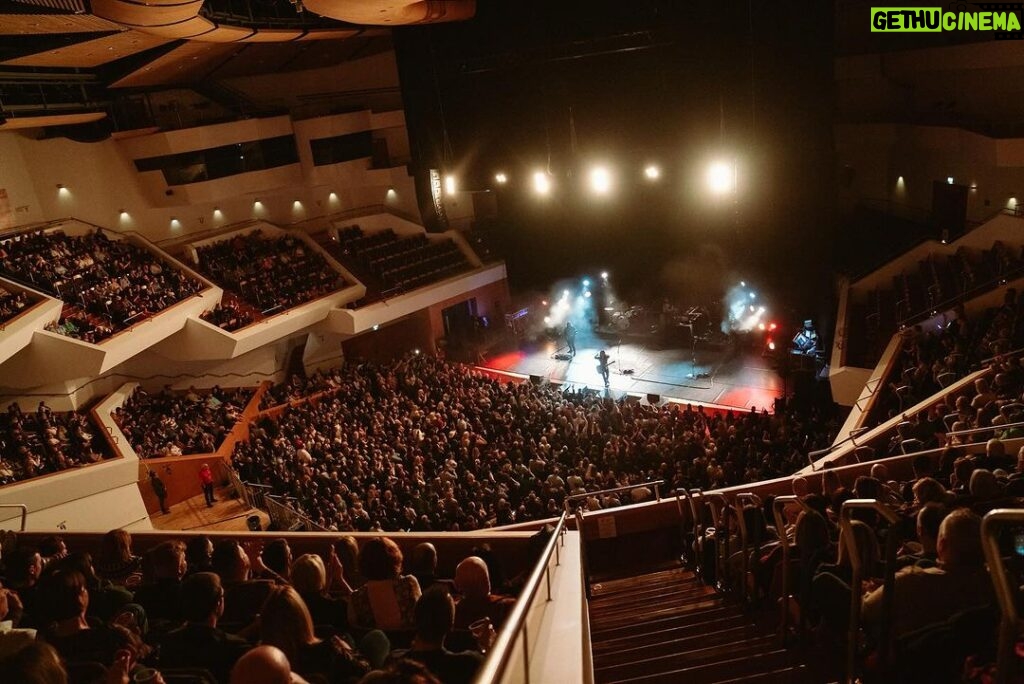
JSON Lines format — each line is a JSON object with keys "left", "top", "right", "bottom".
{"left": 0, "top": 504, "right": 28, "bottom": 532}
{"left": 734, "top": 492, "right": 762, "bottom": 604}
{"left": 840, "top": 499, "right": 901, "bottom": 684}
{"left": 674, "top": 488, "right": 704, "bottom": 575}
{"left": 475, "top": 511, "right": 570, "bottom": 684}
{"left": 981, "top": 345, "right": 1024, "bottom": 368}
{"left": 946, "top": 420, "right": 1024, "bottom": 439}
{"left": 771, "top": 495, "right": 811, "bottom": 643}
{"left": 981, "top": 509, "right": 1024, "bottom": 684}
{"left": 564, "top": 479, "right": 664, "bottom": 510}
{"left": 703, "top": 492, "right": 730, "bottom": 591}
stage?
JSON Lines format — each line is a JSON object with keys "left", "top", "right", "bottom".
{"left": 480, "top": 329, "right": 785, "bottom": 412}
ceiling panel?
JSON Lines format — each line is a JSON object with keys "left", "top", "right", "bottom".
{"left": 0, "top": 112, "right": 106, "bottom": 129}
{"left": 0, "top": 13, "right": 122, "bottom": 34}
{"left": 110, "top": 41, "right": 241, "bottom": 88}
{"left": 1, "top": 29, "right": 172, "bottom": 67}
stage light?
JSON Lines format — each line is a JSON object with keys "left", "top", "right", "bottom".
{"left": 253, "top": 199, "right": 262, "bottom": 208}
{"left": 293, "top": 199, "right": 302, "bottom": 208}
{"left": 769, "top": 322, "right": 777, "bottom": 331}
{"left": 328, "top": 192, "right": 338, "bottom": 201}
{"left": 707, "top": 161, "right": 736, "bottom": 195}
{"left": 601, "top": 271, "right": 609, "bottom": 280}
{"left": 562, "top": 289, "right": 570, "bottom": 298}
{"left": 544, "top": 316, "right": 551, "bottom": 325}
{"left": 768, "top": 341, "right": 776, "bottom": 351}
{"left": 119, "top": 209, "right": 128, "bottom": 218}
{"left": 372, "top": 324, "right": 380, "bottom": 331}
{"left": 589, "top": 166, "right": 612, "bottom": 195}
{"left": 533, "top": 171, "right": 552, "bottom": 196}
{"left": 758, "top": 323, "right": 766, "bottom": 331}
{"left": 213, "top": 208, "right": 223, "bottom": 219}
{"left": 444, "top": 175, "right": 457, "bottom": 196}
{"left": 644, "top": 165, "right": 660, "bottom": 181}
{"left": 582, "top": 279, "right": 591, "bottom": 288}
{"left": 495, "top": 172, "right": 508, "bottom": 185}
{"left": 169, "top": 218, "right": 181, "bottom": 230}
{"left": 749, "top": 292, "right": 756, "bottom": 300}
{"left": 749, "top": 306, "right": 755, "bottom": 313}
{"left": 541, "top": 300, "right": 548, "bottom": 306}
{"left": 947, "top": 176, "right": 954, "bottom": 185}
{"left": 386, "top": 188, "right": 397, "bottom": 201}
{"left": 56, "top": 184, "right": 70, "bottom": 198}
{"left": 740, "top": 281, "right": 746, "bottom": 288}
{"left": 414, "top": 349, "right": 421, "bottom": 355}
{"left": 584, "top": 291, "right": 592, "bottom": 299}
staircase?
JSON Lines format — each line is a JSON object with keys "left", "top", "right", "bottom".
{"left": 588, "top": 565, "right": 815, "bottom": 683}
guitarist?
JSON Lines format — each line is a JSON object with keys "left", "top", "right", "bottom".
{"left": 597, "top": 350, "right": 612, "bottom": 387}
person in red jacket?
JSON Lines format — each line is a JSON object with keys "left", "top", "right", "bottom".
{"left": 199, "top": 463, "right": 216, "bottom": 508}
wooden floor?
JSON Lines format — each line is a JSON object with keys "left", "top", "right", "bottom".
{"left": 150, "top": 484, "right": 270, "bottom": 532}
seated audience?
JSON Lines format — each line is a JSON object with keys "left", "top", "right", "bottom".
{"left": 195, "top": 230, "right": 345, "bottom": 317}
{"left": 0, "top": 401, "right": 110, "bottom": 485}
{"left": 0, "top": 228, "right": 203, "bottom": 343}
{"left": 159, "top": 572, "right": 251, "bottom": 683}
{"left": 861, "top": 509, "right": 995, "bottom": 638}
{"left": 133, "top": 541, "right": 187, "bottom": 623}
{"left": 0, "top": 285, "right": 30, "bottom": 324}
{"left": 291, "top": 553, "right": 350, "bottom": 632}
{"left": 230, "top": 645, "right": 310, "bottom": 684}
{"left": 211, "top": 540, "right": 275, "bottom": 625}
{"left": 260, "top": 585, "right": 370, "bottom": 684}
{"left": 348, "top": 538, "right": 421, "bottom": 632}
{"left": 452, "top": 556, "right": 515, "bottom": 632}
{"left": 388, "top": 586, "right": 483, "bottom": 684}
{"left": 94, "top": 530, "right": 142, "bottom": 589}
{"left": 113, "top": 385, "right": 252, "bottom": 459}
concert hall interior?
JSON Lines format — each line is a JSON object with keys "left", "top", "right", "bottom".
{"left": 0, "top": 2, "right": 1022, "bottom": 683}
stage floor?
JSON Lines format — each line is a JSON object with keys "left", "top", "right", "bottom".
{"left": 480, "top": 330, "right": 784, "bottom": 412}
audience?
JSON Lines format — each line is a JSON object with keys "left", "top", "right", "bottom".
{"left": 348, "top": 538, "right": 421, "bottom": 632}
{"left": 0, "top": 228, "right": 203, "bottom": 343}
{"left": 195, "top": 230, "right": 345, "bottom": 316}
{"left": 0, "top": 285, "right": 30, "bottom": 324}
{"left": 235, "top": 354, "right": 839, "bottom": 532}
{"left": 388, "top": 586, "right": 483, "bottom": 684}
{"left": 113, "top": 385, "right": 253, "bottom": 460}
{"left": 0, "top": 401, "right": 111, "bottom": 485}
{"left": 159, "top": 572, "right": 250, "bottom": 683}
{"left": 201, "top": 298, "right": 259, "bottom": 332}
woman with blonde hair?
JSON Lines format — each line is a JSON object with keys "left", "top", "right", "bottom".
{"left": 260, "top": 585, "right": 369, "bottom": 683}
{"left": 291, "top": 551, "right": 350, "bottom": 631}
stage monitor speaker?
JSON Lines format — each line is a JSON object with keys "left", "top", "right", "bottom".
{"left": 646, "top": 393, "right": 661, "bottom": 404}
{"left": 530, "top": 375, "right": 544, "bottom": 386}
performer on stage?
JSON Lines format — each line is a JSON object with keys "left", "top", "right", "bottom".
{"left": 565, "top": 321, "right": 577, "bottom": 356}
{"left": 597, "top": 350, "right": 611, "bottom": 387}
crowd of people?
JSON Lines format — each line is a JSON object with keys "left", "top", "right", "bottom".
{"left": 876, "top": 289, "right": 1024, "bottom": 427}
{"left": 0, "top": 530, "right": 529, "bottom": 684}
{"left": 0, "top": 285, "right": 31, "bottom": 325}
{"left": 704, "top": 434, "right": 1020, "bottom": 682}
{"left": 259, "top": 369, "right": 346, "bottom": 410}
{"left": 0, "top": 229, "right": 204, "bottom": 343}
{"left": 112, "top": 386, "right": 254, "bottom": 460}
{"left": 0, "top": 401, "right": 111, "bottom": 486}
{"left": 195, "top": 231, "right": 346, "bottom": 316}
{"left": 232, "top": 354, "right": 841, "bottom": 532}
{"left": 199, "top": 299, "right": 258, "bottom": 333}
